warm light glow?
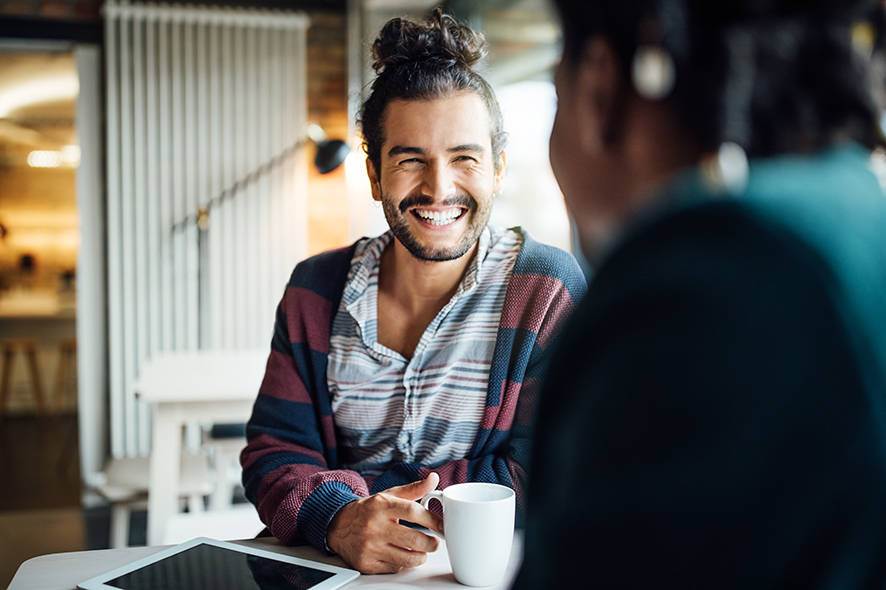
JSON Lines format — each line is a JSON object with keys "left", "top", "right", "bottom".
{"left": 495, "top": 80, "right": 571, "bottom": 252}
{"left": 0, "top": 73, "right": 79, "bottom": 118}
{"left": 344, "top": 147, "right": 386, "bottom": 239}
{"left": 26, "top": 146, "right": 80, "bottom": 168}
{"left": 61, "top": 144, "right": 81, "bottom": 166}
{"left": 343, "top": 149, "right": 367, "bottom": 189}
{"left": 5, "top": 228, "right": 80, "bottom": 251}
{"left": 2, "top": 210, "right": 79, "bottom": 229}
{"left": 27, "top": 150, "right": 62, "bottom": 168}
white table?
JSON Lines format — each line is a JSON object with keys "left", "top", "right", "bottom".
{"left": 8, "top": 534, "right": 523, "bottom": 589}
{"left": 134, "top": 350, "right": 267, "bottom": 545}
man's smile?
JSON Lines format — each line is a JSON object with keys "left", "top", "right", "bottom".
{"left": 410, "top": 206, "right": 468, "bottom": 228}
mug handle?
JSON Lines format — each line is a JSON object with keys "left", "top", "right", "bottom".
{"left": 420, "top": 490, "right": 445, "bottom": 539}
{"left": 420, "top": 490, "right": 444, "bottom": 513}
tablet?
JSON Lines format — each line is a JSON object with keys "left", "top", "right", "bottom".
{"left": 77, "top": 537, "right": 360, "bottom": 590}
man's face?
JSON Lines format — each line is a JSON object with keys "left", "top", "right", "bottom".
{"left": 368, "top": 91, "right": 504, "bottom": 262}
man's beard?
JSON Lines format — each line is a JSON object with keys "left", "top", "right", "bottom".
{"left": 382, "top": 191, "right": 491, "bottom": 262}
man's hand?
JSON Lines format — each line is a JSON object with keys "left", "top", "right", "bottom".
{"left": 327, "top": 472, "right": 444, "bottom": 574}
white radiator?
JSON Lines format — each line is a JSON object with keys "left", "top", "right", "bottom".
{"left": 104, "top": 0, "right": 309, "bottom": 457}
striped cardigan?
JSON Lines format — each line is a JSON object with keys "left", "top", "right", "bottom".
{"left": 241, "top": 229, "right": 586, "bottom": 551}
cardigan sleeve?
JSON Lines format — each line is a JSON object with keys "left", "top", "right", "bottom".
{"left": 366, "top": 238, "right": 587, "bottom": 518}
{"left": 240, "top": 252, "right": 368, "bottom": 551}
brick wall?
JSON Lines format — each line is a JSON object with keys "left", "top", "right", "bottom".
{"left": 0, "top": 0, "right": 101, "bottom": 19}
{"left": 304, "top": 9, "right": 351, "bottom": 256}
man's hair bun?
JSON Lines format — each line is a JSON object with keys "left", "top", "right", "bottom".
{"left": 371, "top": 8, "right": 487, "bottom": 73}
{"left": 359, "top": 9, "right": 505, "bottom": 178}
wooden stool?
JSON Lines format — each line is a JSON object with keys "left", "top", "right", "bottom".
{"left": 0, "top": 339, "right": 47, "bottom": 419}
{"left": 52, "top": 338, "right": 77, "bottom": 413}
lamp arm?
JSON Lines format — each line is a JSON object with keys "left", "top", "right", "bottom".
{"left": 170, "top": 136, "right": 308, "bottom": 234}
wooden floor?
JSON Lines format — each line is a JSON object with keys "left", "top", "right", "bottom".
{"left": 0, "top": 413, "right": 85, "bottom": 587}
{"left": 0, "top": 413, "right": 81, "bottom": 510}
{"left": 0, "top": 507, "right": 86, "bottom": 587}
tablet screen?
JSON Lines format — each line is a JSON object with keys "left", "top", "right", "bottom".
{"left": 105, "top": 543, "right": 335, "bottom": 590}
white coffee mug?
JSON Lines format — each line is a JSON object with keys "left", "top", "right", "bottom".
{"left": 421, "top": 482, "right": 515, "bottom": 587}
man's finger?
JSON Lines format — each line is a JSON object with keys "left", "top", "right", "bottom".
{"left": 393, "top": 497, "right": 444, "bottom": 533}
{"left": 388, "top": 523, "right": 440, "bottom": 553}
{"left": 362, "top": 560, "right": 403, "bottom": 575}
{"left": 384, "top": 545, "right": 430, "bottom": 569}
{"left": 385, "top": 472, "right": 440, "bottom": 501}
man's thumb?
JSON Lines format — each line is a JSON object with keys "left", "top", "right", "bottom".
{"left": 387, "top": 472, "right": 440, "bottom": 501}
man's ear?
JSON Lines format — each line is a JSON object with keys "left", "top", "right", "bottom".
{"left": 493, "top": 150, "right": 507, "bottom": 195}
{"left": 576, "top": 36, "right": 624, "bottom": 152}
{"left": 366, "top": 158, "right": 382, "bottom": 201}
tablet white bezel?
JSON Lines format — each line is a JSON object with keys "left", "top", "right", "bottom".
{"left": 77, "top": 537, "right": 360, "bottom": 590}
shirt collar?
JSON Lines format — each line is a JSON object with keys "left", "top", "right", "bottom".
{"left": 343, "top": 225, "right": 493, "bottom": 311}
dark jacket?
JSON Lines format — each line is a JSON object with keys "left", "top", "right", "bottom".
{"left": 515, "top": 145, "right": 886, "bottom": 589}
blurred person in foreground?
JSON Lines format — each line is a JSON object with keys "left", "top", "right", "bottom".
{"left": 240, "top": 10, "right": 585, "bottom": 575}
{"left": 515, "top": 0, "right": 886, "bottom": 587}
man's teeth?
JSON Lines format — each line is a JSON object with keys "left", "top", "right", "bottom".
{"left": 414, "top": 209, "right": 461, "bottom": 225}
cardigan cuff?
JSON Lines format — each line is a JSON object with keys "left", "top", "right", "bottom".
{"left": 297, "top": 481, "right": 361, "bottom": 553}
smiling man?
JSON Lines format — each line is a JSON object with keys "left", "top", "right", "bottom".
{"left": 240, "top": 9, "right": 586, "bottom": 575}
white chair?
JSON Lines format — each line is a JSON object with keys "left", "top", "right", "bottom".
{"left": 96, "top": 451, "right": 214, "bottom": 548}
{"left": 202, "top": 423, "right": 247, "bottom": 511}
{"left": 134, "top": 349, "right": 267, "bottom": 545}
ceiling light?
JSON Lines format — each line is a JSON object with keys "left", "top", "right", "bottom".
{"left": 0, "top": 74, "right": 79, "bottom": 118}
{"left": 61, "top": 144, "right": 80, "bottom": 166}
{"left": 27, "top": 150, "right": 62, "bottom": 168}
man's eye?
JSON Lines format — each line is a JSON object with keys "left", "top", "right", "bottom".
{"left": 399, "top": 158, "right": 421, "bottom": 165}
{"left": 454, "top": 155, "right": 477, "bottom": 163}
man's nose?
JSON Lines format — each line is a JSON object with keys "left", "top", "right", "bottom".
{"left": 421, "top": 162, "right": 455, "bottom": 200}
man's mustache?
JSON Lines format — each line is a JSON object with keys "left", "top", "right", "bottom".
{"left": 398, "top": 193, "right": 478, "bottom": 214}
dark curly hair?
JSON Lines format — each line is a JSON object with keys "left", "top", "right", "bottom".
{"left": 552, "top": 0, "right": 885, "bottom": 157}
{"left": 359, "top": 9, "right": 507, "bottom": 177}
